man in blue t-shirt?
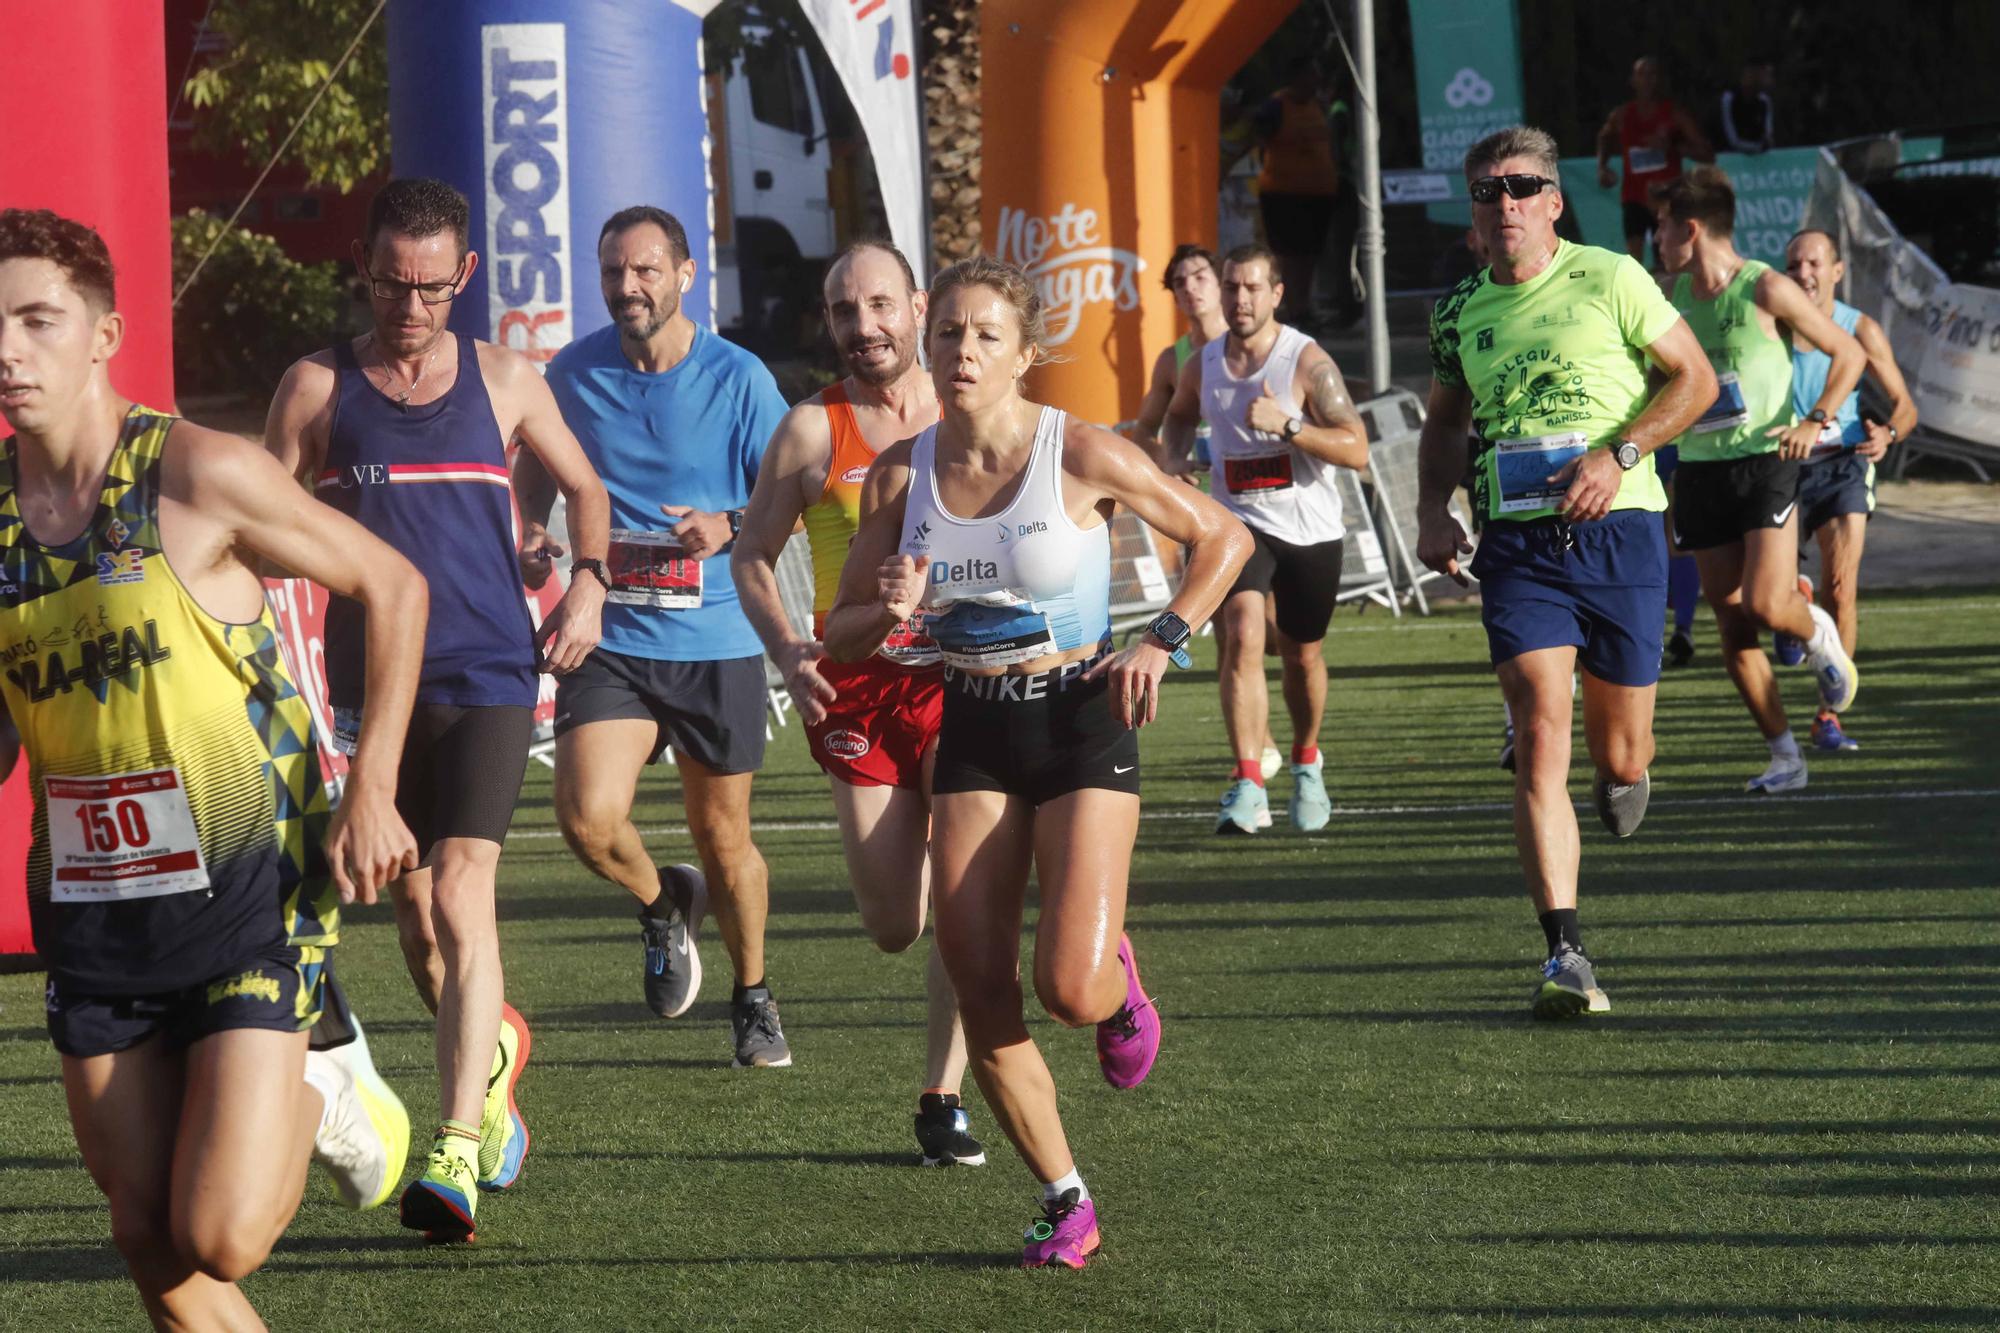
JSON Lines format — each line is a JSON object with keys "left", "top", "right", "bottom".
{"left": 522, "top": 206, "right": 792, "bottom": 1070}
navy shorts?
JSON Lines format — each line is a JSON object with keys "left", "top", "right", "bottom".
{"left": 1653, "top": 443, "right": 1681, "bottom": 485}
{"left": 1797, "top": 451, "right": 1876, "bottom": 535}
{"left": 1472, "top": 509, "right": 1668, "bottom": 687}
{"left": 555, "top": 648, "right": 767, "bottom": 773}
{"left": 47, "top": 942, "right": 329, "bottom": 1059}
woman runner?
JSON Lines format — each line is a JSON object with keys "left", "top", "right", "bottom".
{"left": 827, "top": 256, "right": 1250, "bottom": 1267}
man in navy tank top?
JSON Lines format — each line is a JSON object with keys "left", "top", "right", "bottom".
{"left": 267, "top": 178, "right": 613, "bottom": 1242}
{"left": 522, "top": 206, "right": 794, "bottom": 1071}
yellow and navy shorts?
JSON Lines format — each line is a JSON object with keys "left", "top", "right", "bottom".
{"left": 45, "top": 943, "right": 328, "bottom": 1059}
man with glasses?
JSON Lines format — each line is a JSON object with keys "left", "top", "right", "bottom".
{"left": 1416, "top": 127, "right": 1715, "bottom": 1019}
{"left": 267, "top": 177, "right": 613, "bottom": 1241}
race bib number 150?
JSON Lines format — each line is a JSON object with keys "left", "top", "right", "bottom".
{"left": 45, "top": 767, "right": 211, "bottom": 902}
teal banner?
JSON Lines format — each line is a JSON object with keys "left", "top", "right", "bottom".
{"left": 1407, "top": 0, "right": 1525, "bottom": 221}
{"left": 1557, "top": 147, "right": 1823, "bottom": 266}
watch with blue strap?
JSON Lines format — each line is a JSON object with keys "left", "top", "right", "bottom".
{"left": 1146, "top": 611, "right": 1194, "bottom": 669}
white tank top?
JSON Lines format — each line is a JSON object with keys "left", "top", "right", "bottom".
{"left": 899, "top": 406, "right": 1112, "bottom": 670}
{"left": 1201, "top": 324, "right": 1347, "bottom": 545}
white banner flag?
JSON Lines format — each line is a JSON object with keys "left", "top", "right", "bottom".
{"left": 798, "top": 0, "right": 926, "bottom": 280}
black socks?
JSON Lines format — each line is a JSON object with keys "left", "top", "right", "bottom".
{"left": 1538, "top": 909, "right": 1583, "bottom": 957}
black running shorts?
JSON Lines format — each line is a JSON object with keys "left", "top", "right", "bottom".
{"left": 396, "top": 703, "right": 535, "bottom": 858}
{"left": 47, "top": 941, "right": 329, "bottom": 1059}
{"left": 554, "top": 648, "right": 767, "bottom": 774}
{"left": 1670, "top": 453, "right": 1802, "bottom": 552}
{"left": 932, "top": 650, "right": 1140, "bottom": 805}
{"left": 1229, "top": 528, "right": 1345, "bottom": 645}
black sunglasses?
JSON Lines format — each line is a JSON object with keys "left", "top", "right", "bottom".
{"left": 1468, "top": 174, "right": 1556, "bottom": 205}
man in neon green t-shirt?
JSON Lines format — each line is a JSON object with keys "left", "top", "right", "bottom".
{"left": 1653, "top": 166, "right": 1864, "bottom": 795}
{"left": 1416, "top": 125, "right": 1715, "bottom": 1021}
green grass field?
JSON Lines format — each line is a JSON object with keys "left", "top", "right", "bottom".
{"left": 3, "top": 586, "right": 1997, "bottom": 1331}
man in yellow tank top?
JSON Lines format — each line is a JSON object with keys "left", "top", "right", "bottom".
{"left": 731, "top": 241, "right": 985, "bottom": 1165}
{"left": 0, "top": 210, "right": 427, "bottom": 1329}
{"left": 1652, "top": 168, "right": 1864, "bottom": 795}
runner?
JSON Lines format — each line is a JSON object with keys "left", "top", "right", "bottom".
{"left": 825, "top": 254, "right": 1250, "bottom": 1267}
{"left": 1135, "top": 244, "right": 1282, "bottom": 793}
{"left": 729, "top": 239, "right": 982, "bottom": 1163}
{"left": 1160, "top": 243, "right": 1370, "bottom": 836}
{"left": 1652, "top": 168, "right": 1864, "bottom": 794}
{"left": 267, "top": 178, "right": 613, "bottom": 1241}
{"left": 1415, "top": 127, "right": 1716, "bottom": 1018}
{"left": 522, "top": 205, "right": 794, "bottom": 1069}
{"left": 1778, "top": 227, "right": 1919, "bottom": 752}
{"left": 1, "top": 207, "right": 421, "bottom": 1325}
{"left": 1594, "top": 56, "right": 1711, "bottom": 265}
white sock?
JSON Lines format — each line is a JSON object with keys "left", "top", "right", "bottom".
{"left": 1769, "top": 729, "right": 1801, "bottom": 761}
{"left": 302, "top": 1049, "right": 340, "bottom": 1137}
{"left": 1042, "top": 1168, "right": 1088, "bottom": 1203}
{"left": 1501, "top": 697, "right": 1514, "bottom": 727}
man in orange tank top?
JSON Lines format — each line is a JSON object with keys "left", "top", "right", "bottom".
{"left": 1595, "top": 56, "right": 1711, "bottom": 265}
{"left": 731, "top": 241, "right": 982, "bottom": 1166}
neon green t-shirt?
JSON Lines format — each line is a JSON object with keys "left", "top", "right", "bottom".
{"left": 1429, "top": 239, "right": 1679, "bottom": 523}
{"left": 1671, "top": 260, "right": 1794, "bottom": 462}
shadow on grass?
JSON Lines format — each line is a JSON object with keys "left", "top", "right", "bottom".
{"left": 536, "top": 1149, "right": 914, "bottom": 1169}
{"left": 1600, "top": 1064, "right": 2000, "bottom": 1081}
{"left": 1423, "top": 1149, "right": 2000, "bottom": 1168}
{"left": 0, "top": 1243, "right": 127, "bottom": 1284}
{"left": 1416, "top": 1304, "right": 2000, "bottom": 1326}
{"left": 263, "top": 1244, "right": 1013, "bottom": 1275}
{"left": 1766, "top": 1175, "right": 2000, "bottom": 1199}
{"left": 1440, "top": 1118, "right": 2000, "bottom": 1136}
{"left": 1463, "top": 1229, "right": 2000, "bottom": 1248}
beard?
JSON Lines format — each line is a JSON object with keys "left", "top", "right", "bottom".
{"left": 613, "top": 290, "right": 675, "bottom": 342}
{"left": 844, "top": 331, "right": 918, "bottom": 387}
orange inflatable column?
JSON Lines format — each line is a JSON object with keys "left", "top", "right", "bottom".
{"left": 980, "top": 0, "right": 1296, "bottom": 426}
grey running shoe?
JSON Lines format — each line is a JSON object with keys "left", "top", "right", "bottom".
{"left": 640, "top": 864, "right": 705, "bottom": 1019}
{"left": 1593, "top": 771, "right": 1649, "bottom": 838}
{"left": 731, "top": 987, "right": 793, "bottom": 1068}
{"left": 1533, "top": 946, "right": 1610, "bottom": 1019}
{"left": 914, "top": 1092, "right": 986, "bottom": 1166}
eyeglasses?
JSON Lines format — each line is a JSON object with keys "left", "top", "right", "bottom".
{"left": 1468, "top": 174, "right": 1556, "bottom": 205}
{"left": 366, "top": 264, "right": 464, "bottom": 305}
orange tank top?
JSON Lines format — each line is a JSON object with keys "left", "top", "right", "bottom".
{"left": 802, "top": 382, "right": 879, "bottom": 631}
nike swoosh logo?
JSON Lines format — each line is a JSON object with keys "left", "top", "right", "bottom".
{"left": 1772, "top": 502, "right": 1797, "bottom": 525}
{"left": 1114, "top": 764, "right": 1135, "bottom": 774}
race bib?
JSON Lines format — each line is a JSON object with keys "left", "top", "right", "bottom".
{"left": 929, "top": 601, "right": 1057, "bottom": 669}
{"left": 1691, "top": 370, "right": 1749, "bottom": 435}
{"left": 608, "top": 529, "right": 702, "bottom": 610}
{"left": 45, "top": 767, "right": 210, "bottom": 903}
{"left": 1628, "top": 146, "right": 1669, "bottom": 174}
{"left": 1810, "top": 417, "right": 1847, "bottom": 457}
{"left": 879, "top": 612, "right": 942, "bottom": 668}
{"left": 1223, "top": 450, "right": 1296, "bottom": 499}
{"left": 1490, "top": 432, "right": 1590, "bottom": 516}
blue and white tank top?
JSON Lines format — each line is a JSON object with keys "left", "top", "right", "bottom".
{"left": 319, "top": 334, "right": 537, "bottom": 711}
{"left": 899, "top": 407, "right": 1111, "bottom": 670}
{"left": 1792, "top": 299, "right": 1867, "bottom": 460}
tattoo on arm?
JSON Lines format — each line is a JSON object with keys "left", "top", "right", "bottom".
{"left": 1306, "top": 360, "right": 1364, "bottom": 433}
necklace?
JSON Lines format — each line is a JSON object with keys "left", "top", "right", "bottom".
{"left": 367, "top": 335, "right": 440, "bottom": 409}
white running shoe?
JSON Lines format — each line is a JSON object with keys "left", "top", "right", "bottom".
{"left": 1746, "top": 753, "right": 1809, "bottom": 795}
{"left": 1803, "top": 604, "right": 1858, "bottom": 714}
{"left": 311, "top": 1013, "right": 411, "bottom": 1211}
{"left": 1259, "top": 745, "right": 1282, "bottom": 782}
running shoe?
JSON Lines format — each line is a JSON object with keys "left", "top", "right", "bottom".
{"left": 1499, "top": 723, "right": 1517, "bottom": 774}
{"left": 478, "top": 1002, "right": 531, "bottom": 1192}
{"left": 1746, "top": 752, "right": 1808, "bottom": 794}
{"left": 1022, "top": 1188, "right": 1102, "bottom": 1270}
{"left": 1773, "top": 574, "right": 1814, "bottom": 666}
{"left": 914, "top": 1092, "right": 986, "bottom": 1167}
{"left": 1663, "top": 629, "right": 1695, "bottom": 668}
{"left": 1096, "top": 933, "right": 1160, "bottom": 1089}
{"left": 640, "top": 863, "right": 706, "bottom": 1019}
{"left": 1533, "top": 946, "right": 1609, "bottom": 1020}
{"left": 1811, "top": 711, "right": 1860, "bottom": 753}
{"left": 1804, "top": 604, "right": 1859, "bottom": 714}
{"left": 1214, "top": 778, "right": 1269, "bottom": 835}
{"left": 1259, "top": 745, "right": 1282, "bottom": 782}
{"left": 731, "top": 987, "right": 793, "bottom": 1068}
{"left": 1288, "top": 757, "right": 1332, "bottom": 831}
{"left": 1592, "top": 771, "right": 1649, "bottom": 839}
{"left": 308, "top": 1014, "right": 410, "bottom": 1211}
{"left": 400, "top": 1141, "right": 478, "bottom": 1243}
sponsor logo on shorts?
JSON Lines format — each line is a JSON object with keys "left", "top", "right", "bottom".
{"left": 207, "top": 971, "right": 282, "bottom": 1007}
{"left": 822, "top": 729, "right": 871, "bottom": 758}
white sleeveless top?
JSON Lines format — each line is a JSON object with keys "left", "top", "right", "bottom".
{"left": 1200, "top": 323, "right": 1346, "bottom": 546}
{"left": 899, "top": 406, "right": 1112, "bottom": 670}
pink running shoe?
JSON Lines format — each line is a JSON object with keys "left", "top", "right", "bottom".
{"left": 1095, "top": 933, "right": 1160, "bottom": 1089}
{"left": 1021, "top": 1189, "right": 1101, "bottom": 1269}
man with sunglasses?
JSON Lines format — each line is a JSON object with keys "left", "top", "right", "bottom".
{"left": 267, "top": 177, "right": 613, "bottom": 1241}
{"left": 1417, "top": 127, "right": 1716, "bottom": 1019}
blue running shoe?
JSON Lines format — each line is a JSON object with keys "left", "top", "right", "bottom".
{"left": 1773, "top": 574, "right": 1814, "bottom": 666}
{"left": 1214, "top": 778, "right": 1268, "bottom": 835}
{"left": 1288, "top": 758, "right": 1332, "bottom": 831}
{"left": 1811, "top": 712, "right": 1859, "bottom": 752}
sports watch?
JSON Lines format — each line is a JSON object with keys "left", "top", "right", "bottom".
{"left": 1281, "top": 416, "right": 1304, "bottom": 441}
{"left": 726, "top": 509, "right": 745, "bottom": 537}
{"left": 1145, "top": 611, "right": 1194, "bottom": 669}
{"left": 1806, "top": 407, "right": 1831, "bottom": 425}
{"left": 1613, "top": 440, "right": 1642, "bottom": 471}
{"left": 571, "top": 557, "right": 612, "bottom": 592}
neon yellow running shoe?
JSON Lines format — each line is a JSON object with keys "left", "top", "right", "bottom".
{"left": 308, "top": 1012, "right": 410, "bottom": 1212}
{"left": 400, "top": 1140, "right": 478, "bottom": 1243}
{"left": 479, "top": 1003, "right": 532, "bottom": 1191}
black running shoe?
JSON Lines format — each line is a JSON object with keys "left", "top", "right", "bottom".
{"left": 731, "top": 987, "right": 793, "bottom": 1068}
{"left": 640, "top": 864, "right": 705, "bottom": 1019}
{"left": 915, "top": 1092, "right": 986, "bottom": 1167}
{"left": 1663, "top": 630, "right": 1694, "bottom": 668}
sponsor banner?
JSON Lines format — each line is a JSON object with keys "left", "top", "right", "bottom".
{"left": 483, "top": 23, "right": 572, "bottom": 363}
{"left": 1557, "top": 146, "right": 1822, "bottom": 267}
{"left": 992, "top": 203, "right": 1147, "bottom": 347}
{"left": 1406, "top": 0, "right": 1524, "bottom": 221}
{"left": 798, "top": 0, "right": 926, "bottom": 282}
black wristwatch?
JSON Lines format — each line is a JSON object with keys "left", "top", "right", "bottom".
{"left": 1806, "top": 407, "right": 1830, "bottom": 425}
{"left": 571, "top": 557, "right": 612, "bottom": 592}
{"left": 1281, "top": 416, "right": 1304, "bottom": 441}
{"left": 1613, "top": 440, "right": 1642, "bottom": 471}
{"left": 1146, "top": 611, "right": 1194, "bottom": 669}
{"left": 726, "top": 509, "right": 745, "bottom": 538}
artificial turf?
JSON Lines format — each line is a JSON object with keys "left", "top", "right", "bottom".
{"left": 2, "top": 584, "right": 1996, "bottom": 1331}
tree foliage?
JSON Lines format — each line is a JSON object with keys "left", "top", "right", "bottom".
{"left": 181, "top": 0, "right": 389, "bottom": 193}
{"left": 171, "top": 211, "right": 351, "bottom": 398}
